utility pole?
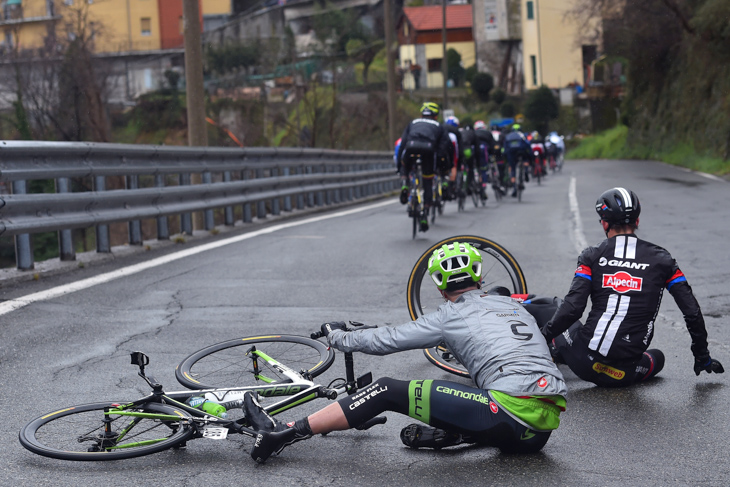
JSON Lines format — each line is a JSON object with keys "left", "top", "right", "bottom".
{"left": 441, "top": 0, "right": 448, "bottom": 110}
{"left": 384, "top": 0, "right": 397, "bottom": 146}
{"left": 183, "top": 0, "right": 207, "bottom": 231}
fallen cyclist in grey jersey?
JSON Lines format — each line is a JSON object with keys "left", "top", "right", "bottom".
{"left": 242, "top": 241, "right": 567, "bottom": 463}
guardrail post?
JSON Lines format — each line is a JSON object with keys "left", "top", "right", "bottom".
{"left": 12, "top": 180, "right": 34, "bottom": 270}
{"left": 347, "top": 164, "right": 354, "bottom": 201}
{"left": 322, "top": 164, "right": 337, "bottom": 205}
{"left": 256, "top": 168, "right": 266, "bottom": 219}
{"left": 243, "top": 169, "right": 252, "bottom": 223}
{"left": 306, "top": 165, "right": 315, "bottom": 207}
{"left": 179, "top": 173, "right": 193, "bottom": 235}
{"left": 202, "top": 171, "right": 214, "bottom": 230}
{"left": 94, "top": 176, "right": 110, "bottom": 253}
{"left": 223, "top": 171, "right": 234, "bottom": 225}
{"left": 295, "top": 166, "right": 304, "bottom": 210}
{"left": 354, "top": 164, "right": 362, "bottom": 199}
{"left": 155, "top": 175, "right": 169, "bottom": 240}
{"left": 126, "top": 175, "right": 142, "bottom": 245}
{"left": 316, "top": 164, "right": 325, "bottom": 207}
{"left": 271, "top": 166, "right": 281, "bottom": 216}
{"left": 283, "top": 166, "right": 292, "bottom": 212}
{"left": 55, "top": 177, "right": 75, "bottom": 261}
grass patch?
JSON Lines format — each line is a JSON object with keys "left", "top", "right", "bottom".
{"left": 567, "top": 126, "right": 628, "bottom": 159}
{"left": 568, "top": 125, "right": 730, "bottom": 176}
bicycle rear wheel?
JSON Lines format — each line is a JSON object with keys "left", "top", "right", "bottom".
{"left": 406, "top": 236, "right": 527, "bottom": 379}
{"left": 489, "top": 164, "right": 502, "bottom": 201}
{"left": 19, "top": 402, "right": 193, "bottom": 461}
{"left": 470, "top": 172, "right": 480, "bottom": 208}
{"left": 176, "top": 335, "right": 335, "bottom": 390}
{"left": 412, "top": 205, "right": 418, "bottom": 239}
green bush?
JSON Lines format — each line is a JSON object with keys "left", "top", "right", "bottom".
{"left": 500, "top": 102, "right": 516, "bottom": 118}
{"left": 491, "top": 88, "right": 506, "bottom": 105}
{"left": 471, "top": 73, "right": 494, "bottom": 102}
{"left": 464, "top": 65, "right": 477, "bottom": 85}
{"left": 524, "top": 85, "right": 559, "bottom": 134}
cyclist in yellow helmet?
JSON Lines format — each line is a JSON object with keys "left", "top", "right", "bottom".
{"left": 395, "top": 102, "right": 452, "bottom": 232}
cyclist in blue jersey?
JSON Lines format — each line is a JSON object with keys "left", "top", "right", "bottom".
{"left": 242, "top": 242, "right": 567, "bottom": 463}
{"left": 502, "top": 124, "right": 533, "bottom": 196}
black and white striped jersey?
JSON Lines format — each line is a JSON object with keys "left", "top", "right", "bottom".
{"left": 542, "top": 234, "right": 709, "bottom": 362}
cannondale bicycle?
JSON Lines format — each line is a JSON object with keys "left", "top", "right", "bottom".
{"left": 19, "top": 326, "right": 384, "bottom": 461}
{"left": 405, "top": 235, "right": 527, "bottom": 378}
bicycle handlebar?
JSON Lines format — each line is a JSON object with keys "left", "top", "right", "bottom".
{"left": 310, "top": 321, "right": 378, "bottom": 340}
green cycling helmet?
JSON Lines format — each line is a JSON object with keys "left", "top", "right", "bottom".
{"left": 428, "top": 242, "right": 483, "bottom": 292}
{"left": 420, "top": 102, "right": 440, "bottom": 117}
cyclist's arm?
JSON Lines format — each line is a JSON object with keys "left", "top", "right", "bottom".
{"left": 541, "top": 254, "right": 593, "bottom": 341}
{"left": 397, "top": 125, "right": 411, "bottom": 165}
{"left": 327, "top": 311, "right": 445, "bottom": 355}
{"left": 666, "top": 265, "right": 710, "bottom": 362}
{"left": 437, "top": 129, "right": 453, "bottom": 166}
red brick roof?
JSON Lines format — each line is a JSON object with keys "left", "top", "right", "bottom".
{"left": 403, "top": 5, "right": 473, "bottom": 31}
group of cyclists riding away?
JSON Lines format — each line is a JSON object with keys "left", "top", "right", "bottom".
{"left": 395, "top": 102, "right": 566, "bottom": 234}
{"left": 241, "top": 187, "right": 723, "bottom": 464}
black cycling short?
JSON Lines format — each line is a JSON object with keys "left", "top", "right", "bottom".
{"left": 552, "top": 322, "right": 665, "bottom": 388}
{"left": 401, "top": 149, "right": 436, "bottom": 177}
{"left": 338, "top": 377, "right": 551, "bottom": 454}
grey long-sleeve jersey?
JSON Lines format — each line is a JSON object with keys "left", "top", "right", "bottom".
{"left": 328, "top": 291, "right": 567, "bottom": 397}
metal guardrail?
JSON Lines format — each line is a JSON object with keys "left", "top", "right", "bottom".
{"left": 0, "top": 141, "right": 398, "bottom": 270}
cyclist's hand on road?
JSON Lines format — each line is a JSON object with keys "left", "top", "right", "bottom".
{"left": 694, "top": 357, "right": 725, "bottom": 376}
{"left": 321, "top": 321, "right": 347, "bottom": 337}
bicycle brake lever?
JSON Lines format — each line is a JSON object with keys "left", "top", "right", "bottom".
{"left": 348, "top": 321, "right": 378, "bottom": 330}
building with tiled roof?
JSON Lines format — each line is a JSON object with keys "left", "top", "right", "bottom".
{"left": 396, "top": 4, "right": 474, "bottom": 91}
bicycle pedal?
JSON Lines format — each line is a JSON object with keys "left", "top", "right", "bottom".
{"left": 202, "top": 427, "right": 229, "bottom": 440}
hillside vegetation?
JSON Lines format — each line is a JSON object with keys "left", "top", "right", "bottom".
{"left": 571, "top": 0, "right": 730, "bottom": 174}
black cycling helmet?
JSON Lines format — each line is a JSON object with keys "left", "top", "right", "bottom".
{"left": 595, "top": 187, "right": 641, "bottom": 225}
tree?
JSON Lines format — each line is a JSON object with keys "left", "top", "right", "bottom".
{"left": 446, "top": 48, "right": 465, "bottom": 87}
{"left": 524, "top": 85, "right": 559, "bottom": 134}
{"left": 471, "top": 72, "right": 494, "bottom": 102}
{"left": 492, "top": 88, "right": 506, "bottom": 105}
{"left": 2, "top": 1, "right": 112, "bottom": 141}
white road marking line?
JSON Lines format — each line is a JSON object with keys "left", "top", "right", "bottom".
{"left": 569, "top": 175, "right": 588, "bottom": 254}
{"left": 0, "top": 199, "right": 398, "bottom": 317}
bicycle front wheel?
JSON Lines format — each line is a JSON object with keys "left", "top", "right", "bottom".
{"left": 176, "top": 335, "right": 335, "bottom": 390}
{"left": 19, "top": 402, "right": 193, "bottom": 461}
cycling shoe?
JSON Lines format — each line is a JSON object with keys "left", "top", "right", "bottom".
{"left": 400, "top": 424, "right": 463, "bottom": 449}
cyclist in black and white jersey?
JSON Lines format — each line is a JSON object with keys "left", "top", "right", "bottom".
{"left": 242, "top": 242, "right": 567, "bottom": 463}
{"left": 541, "top": 187, "right": 724, "bottom": 387}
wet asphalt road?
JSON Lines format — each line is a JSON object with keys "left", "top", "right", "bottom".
{"left": 1, "top": 159, "right": 728, "bottom": 486}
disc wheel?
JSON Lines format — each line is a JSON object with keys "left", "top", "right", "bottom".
{"left": 175, "top": 335, "right": 335, "bottom": 390}
{"left": 406, "top": 235, "right": 528, "bottom": 378}
{"left": 19, "top": 402, "right": 192, "bottom": 461}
